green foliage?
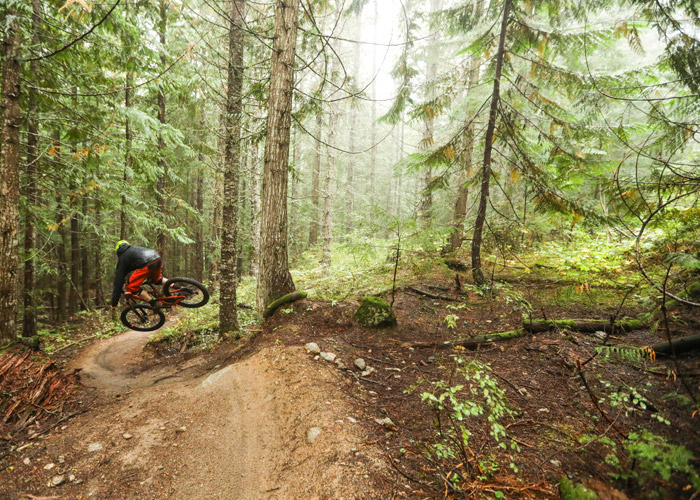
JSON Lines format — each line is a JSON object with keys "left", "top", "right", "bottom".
{"left": 595, "top": 345, "right": 652, "bottom": 366}
{"left": 533, "top": 230, "right": 632, "bottom": 278}
{"left": 559, "top": 477, "right": 600, "bottom": 500}
{"left": 149, "top": 281, "right": 258, "bottom": 349}
{"left": 292, "top": 233, "right": 447, "bottom": 301}
{"left": 665, "top": 253, "right": 700, "bottom": 271}
{"left": 614, "top": 430, "right": 700, "bottom": 494}
{"left": 578, "top": 433, "right": 617, "bottom": 450}
{"left": 421, "top": 358, "right": 519, "bottom": 483}
{"left": 148, "top": 299, "right": 220, "bottom": 350}
{"left": 443, "top": 314, "right": 459, "bottom": 329}
{"left": 598, "top": 380, "right": 671, "bottom": 426}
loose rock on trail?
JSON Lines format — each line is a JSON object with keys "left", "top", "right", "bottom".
{"left": 1, "top": 325, "right": 388, "bottom": 499}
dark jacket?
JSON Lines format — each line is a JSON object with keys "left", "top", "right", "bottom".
{"left": 110, "top": 244, "right": 161, "bottom": 307}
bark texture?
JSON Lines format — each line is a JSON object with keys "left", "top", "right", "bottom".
{"left": 156, "top": 0, "right": 168, "bottom": 257}
{"left": 322, "top": 88, "right": 338, "bottom": 269}
{"left": 69, "top": 180, "right": 80, "bottom": 315}
{"left": 344, "top": 15, "right": 360, "bottom": 236}
{"left": 54, "top": 132, "right": 68, "bottom": 322}
{"left": 257, "top": 0, "right": 299, "bottom": 312}
{"left": 94, "top": 198, "right": 105, "bottom": 307}
{"left": 23, "top": 0, "right": 41, "bottom": 337}
{"left": 121, "top": 0, "right": 133, "bottom": 240}
{"left": 309, "top": 111, "right": 322, "bottom": 246}
{"left": 471, "top": 0, "right": 511, "bottom": 287}
{"left": 0, "top": 14, "right": 22, "bottom": 343}
{"left": 219, "top": 0, "right": 246, "bottom": 334}
{"left": 368, "top": 0, "right": 378, "bottom": 226}
{"left": 194, "top": 163, "right": 204, "bottom": 282}
{"left": 249, "top": 142, "right": 261, "bottom": 279}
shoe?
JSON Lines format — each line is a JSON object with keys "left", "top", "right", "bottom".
{"left": 149, "top": 299, "right": 162, "bottom": 311}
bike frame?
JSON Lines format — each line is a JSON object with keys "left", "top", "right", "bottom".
{"left": 123, "top": 280, "right": 187, "bottom": 310}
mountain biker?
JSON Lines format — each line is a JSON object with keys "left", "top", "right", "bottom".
{"left": 111, "top": 241, "right": 167, "bottom": 314}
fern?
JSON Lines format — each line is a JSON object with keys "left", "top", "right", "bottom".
{"left": 596, "top": 345, "right": 656, "bottom": 362}
{"left": 665, "top": 252, "right": 700, "bottom": 270}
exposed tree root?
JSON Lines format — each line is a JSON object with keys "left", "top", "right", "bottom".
{"left": 263, "top": 291, "right": 308, "bottom": 319}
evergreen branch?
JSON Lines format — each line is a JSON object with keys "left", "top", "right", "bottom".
{"left": 23, "top": 0, "right": 122, "bottom": 62}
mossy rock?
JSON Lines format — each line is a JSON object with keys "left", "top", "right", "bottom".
{"left": 559, "top": 477, "right": 600, "bottom": 500}
{"left": 354, "top": 297, "right": 397, "bottom": 328}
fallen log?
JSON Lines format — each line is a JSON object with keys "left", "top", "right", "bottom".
{"left": 263, "top": 291, "right": 308, "bottom": 319}
{"left": 407, "top": 286, "right": 461, "bottom": 302}
{"left": 401, "top": 318, "right": 647, "bottom": 350}
{"left": 524, "top": 318, "right": 645, "bottom": 334}
{"left": 650, "top": 333, "right": 700, "bottom": 356}
{"left": 402, "top": 329, "right": 527, "bottom": 349}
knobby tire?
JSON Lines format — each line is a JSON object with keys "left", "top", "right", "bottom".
{"left": 121, "top": 304, "right": 166, "bottom": 331}
{"left": 163, "top": 277, "right": 210, "bottom": 308}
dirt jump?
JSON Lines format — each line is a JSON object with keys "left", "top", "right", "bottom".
{"left": 1, "top": 323, "right": 388, "bottom": 499}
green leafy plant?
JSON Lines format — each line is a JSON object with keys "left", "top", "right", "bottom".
{"left": 614, "top": 430, "right": 700, "bottom": 495}
{"left": 443, "top": 314, "right": 459, "bottom": 329}
{"left": 598, "top": 381, "right": 670, "bottom": 425}
{"left": 420, "top": 359, "right": 519, "bottom": 490}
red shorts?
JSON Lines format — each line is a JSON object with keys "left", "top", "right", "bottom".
{"left": 125, "top": 259, "right": 163, "bottom": 294}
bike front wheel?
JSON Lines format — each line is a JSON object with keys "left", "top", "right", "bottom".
{"left": 163, "top": 277, "right": 210, "bottom": 308}
{"left": 121, "top": 304, "right": 166, "bottom": 331}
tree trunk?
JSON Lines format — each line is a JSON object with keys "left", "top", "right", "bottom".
{"left": 219, "top": 0, "right": 245, "bottom": 334}
{"left": 54, "top": 130, "right": 68, "bottom": 322}
{"left": 369, "top": 0, "right": 378, "bottom": 227}
{"left": 210, "top": 170, "right": 222, "bottom": 288}
{"left": 156, "top": 0, "right": 168, "bottom": 257}
{"left": 471, "top": 0, "right": 511, "bottom": 287}
{"left": 121, "top": 0, "right": 133, "bottom": 240}
{"left": 257, "top": 0, "right": 299, "bottom": 312}
{"left": 0, "top": 13, "right": 22, "bottom": 342}
{"left": 309, "top": 110, "right": 322, "bottom": 246}
{"left": 81, "top": 194, "right": 91, "bottom": 310}
{"left": 397, "top": 116, "right": 404, "bottom": 217}
{"left": 250, "top": 141, "right": 261, "bottom": 279}
{"left": 344, "top": 16, "right": 361, "bottom": 237}
{"left": 22, "top": 0, "right": 41, "bottom": 338}
{"left": 238, "top": 170, "right": 246, "bottom": 278}
{"left": 69, "top": 183, "right": 80, "bottom": 316}
{"left": 194, "top": 162, "right": 204, "bottom": 282}
{"left": 94, "top": 198, "right": 105, "bottom": 307}
{"left": 289, "top": 126, "right": 299, "bottom": 257}
{"left": 447, "top": 130, "right": 472, "bottom": 252}
{"left": 322, "top": 82, "right": 338, "bottom": 269}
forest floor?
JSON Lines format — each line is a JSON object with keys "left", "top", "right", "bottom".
{"left": 1, "top": 267, "right": 699, "bottom": 499}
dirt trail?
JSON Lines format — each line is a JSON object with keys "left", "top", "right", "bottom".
{"left": 5, "top": 329, "right": 388, "bottom": 499}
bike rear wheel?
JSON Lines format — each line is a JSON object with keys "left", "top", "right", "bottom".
{"left": 121, "top": 304, "right": 166, "bottom": 331}
{"left": 163, "top": 277, "right": 210, "bottom": 308}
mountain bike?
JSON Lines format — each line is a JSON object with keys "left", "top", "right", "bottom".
{"left": 120, "top": 277, "right": 210, "bottom": 332}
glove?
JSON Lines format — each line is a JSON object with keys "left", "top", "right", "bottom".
{"left": 111, "top": 306, "right": 119, "bottom": 322}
